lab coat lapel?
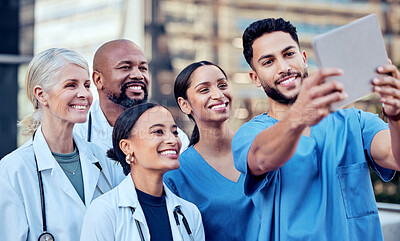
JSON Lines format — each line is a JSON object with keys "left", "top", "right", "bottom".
{"left": 165, "top": 184, "right": 184, "bottom": 241}
{"left": 74, "top": 135, "right": 100, "bottom": 205}
{"left": 34, "top": 127, "right": 86, "bottom": 210}
{"left": 118, "top": 176, "right": 150, "bottom": 240}
{"left": 131, "top": 204, "right": 149, "bottom": 240}
{"left": 33, "top": 127, "right": 55, "bottom": 172}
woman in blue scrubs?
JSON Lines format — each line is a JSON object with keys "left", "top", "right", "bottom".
{"left": 80, "top": 103, "right": 205, "bottom": 241}
{"left": 163, "top": 61, "right": 260, "bottom": 240}
{"left": 0, "top": 48, "right": 113, "bottom": 241}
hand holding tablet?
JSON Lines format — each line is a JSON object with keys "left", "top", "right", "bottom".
{"left": 312, "top": 14, "right": 388, "bottom": 109}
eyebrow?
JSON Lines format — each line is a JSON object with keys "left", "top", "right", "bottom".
{"left": 149, "top": 124, "right": 165, "bottom": 129}
{"left": 64, "top": 79, "right": 79, "bottom": 82}
{"left": 194, "top": 77, "right": 227, "bottom": 89}
{"left": 115, "top": 60, "right": 148, "bottom": 66}
{"left": 257, "top": 45, "right": 296, "bottom": 64}
{"left": 64, "top": 78, "right": 90, "bottom": 83}
{"left": 149, "top": 124, "right": 178, "bottom": 129}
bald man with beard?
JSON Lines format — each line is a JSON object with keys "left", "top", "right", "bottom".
{"left": 74, "top": 39, "right": 189, "bottom": 186}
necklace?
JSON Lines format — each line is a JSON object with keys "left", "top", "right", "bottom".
{"left": 58, "top": 160, "right": 80, "bottom": 175}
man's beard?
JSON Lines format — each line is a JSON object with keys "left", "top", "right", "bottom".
{"left": 106, "top": 80, "right": 148, "bottom": 109}
{"left": 262, "top": 69, "right": 308, "bottom": 105}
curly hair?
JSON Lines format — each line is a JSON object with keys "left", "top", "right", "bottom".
{"left": 242, "top": 18, "right": 299, "bottom": 69}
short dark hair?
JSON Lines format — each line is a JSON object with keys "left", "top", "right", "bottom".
{"left": 174, "top": 61, "right": 227, "bottom": 146}
{"left": 107, "top": 102, "right": 158, "bottom": 175}
{"left": 242, "top": 18, "right": 299, "bottom": 69}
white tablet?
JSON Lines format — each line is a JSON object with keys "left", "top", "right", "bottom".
{"left": 311, "top": 14, "right": 388, "bottom": 109}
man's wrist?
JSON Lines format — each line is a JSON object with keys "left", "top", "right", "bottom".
{"left": 383, "top": 108, "right": 400, "bottom": 122}
{"left": 285, "top": 109, "right": 306, "bottom": 133}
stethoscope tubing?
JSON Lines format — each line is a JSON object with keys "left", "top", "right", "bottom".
{"left": 87, "top": 112, "right": 92, "bottom": 142}
{"left": 33, "top": 131, "right": 112, "bottom": 241}
{"left": 35, "top": 151, "right": 54, "bottom": 241}
{"left": 174, "top": 206, "right": 195, "bottom": 241}
{"left": 131, "top": 205, "right": 193, "bottom": 241}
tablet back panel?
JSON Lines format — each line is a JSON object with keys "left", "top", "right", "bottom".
{"left": 312, "top": 14, "right": 388, "bottom": 109}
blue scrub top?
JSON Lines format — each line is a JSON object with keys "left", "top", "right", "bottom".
{"left": 164, "top": 147, "right": 260, "bottom": 241}
{"left": 232, "top": 108, "right": 395, "bottom": 241}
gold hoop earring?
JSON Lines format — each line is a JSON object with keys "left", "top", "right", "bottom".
{"left": 130, "top": 155, "right": 135, "bottom": 164}
{"left": 126, "top": 154, "right": 131, "bottom": 164}
{"left": 125, "top": 153, "right": 135, "bottom": 165}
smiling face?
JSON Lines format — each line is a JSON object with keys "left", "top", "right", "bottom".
{"left": 249, "top": 31, "right": 308, "bottom": 105}
{"left": 94, "top": 40, "right": 150, "bottom": 109}
{"left": 42, "top": 63, "right": 92, "bottom": 126}
{"left": 179, "top": 65, "right": 233, "bottom": 125}
{"left": 124, "top": 106, "right": 182, "bottom": 175}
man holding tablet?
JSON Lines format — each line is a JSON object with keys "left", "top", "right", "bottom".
{"left": 232, "top": 17, "right": 400, "bottom": 240}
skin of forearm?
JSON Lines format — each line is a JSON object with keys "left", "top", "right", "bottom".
{"left": 248, "top": 111, "right": 306, "bottom": 176}
{"left": 388, "top": 118, "right": 400, "bottom": 167}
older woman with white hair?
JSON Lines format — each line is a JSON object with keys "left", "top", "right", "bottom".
{"left": 0, "top": 48, "right": 114, "bottom": 241}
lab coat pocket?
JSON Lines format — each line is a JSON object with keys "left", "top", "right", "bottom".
{"left": 336, "top": 162, "right": 377, "bottom": 219}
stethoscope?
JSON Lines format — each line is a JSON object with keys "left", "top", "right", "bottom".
{"left": 87, "top": 112, "right": 93, "bottom": 142}
{"left": 33, "top": 131, "right": 112, "bottom": 241}
{"left": 86, "top": 112, "right": 113, "bottom": 194}
{"left": 130, "top": 205, "right": 194, "bottom": 241}
{"left": 173, "top": 205, "right": 195, "bottom": 241}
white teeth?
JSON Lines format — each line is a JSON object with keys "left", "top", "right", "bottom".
{"left": 211, "top": 104, "right": 226, "bottom": 109}
{"left": 160, "top": 150, "right": 177, "bottom": 156}
{"left": 129, "top": 86, "right": 142, "bottom": 90}
{"left": 71, "top": 105, "right": 87, "bottom": 110}
{"left": 281, "top": 77, "right": 296, "bottom": 85}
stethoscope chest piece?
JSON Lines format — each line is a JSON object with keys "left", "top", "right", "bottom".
{"left": 38, "top": 232, "right": 54, "bottom": 241}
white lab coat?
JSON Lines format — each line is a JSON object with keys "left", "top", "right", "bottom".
{"left": 0, "top": 126, "right": 114, "bottom": 241}
{"left": 80, "top": 175, "right": 205, "bottom": 241}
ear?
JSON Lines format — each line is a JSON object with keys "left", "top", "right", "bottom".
{"left": 92, "top": 71, "right": 104, "bottom": 90}
{"left": 177, "top": 97, "right": 192, "bottom": 115}
{"left": 119, "top": 138, "right": 134, "bottom": 157}
{"left": 249, "top": 70, "right": 262, "bottom": 88}
{"left": 34, "top": 85, "right": 48, "bottom": 107}
{"left": 302, "top": 51, "right": 308, "bottom": 67}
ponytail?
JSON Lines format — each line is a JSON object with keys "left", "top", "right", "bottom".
{"left": 18, "top": 109, "right": 41, "bottom": 136}
{"left": 19, "top": 48, "right": 89, "bottom": 137}
{"left": 189, "top": 123, "right": 200, "bottom": 146}
{"left": 107, "top": 148, "right": 130, "bottom": 176}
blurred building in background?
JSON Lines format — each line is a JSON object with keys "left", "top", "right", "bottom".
{"left": 157, "top": 0, "right": 400, "bottom": 131}
{"left": 0, "top": 0, "right": 34, "bottom": 159}
{"left": 1, "top": 0, "right": 400, "bottom": 210}
{"left": 154, "top": 0, "right": 400, "bottom": 211}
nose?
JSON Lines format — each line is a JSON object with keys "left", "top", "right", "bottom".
{"left": 165, "top": 131, "right": 178, "bottom": 144}
{"left": 165, "top": 131, "right": 181, "bottom": 149}
{"left": 129, "top": 67, "right": 144, "bottom": 80}
{"left": 210, "top": 86, "right": 225, "bottom": 100}
{"left": 276, "top": 58, "right": 291, "bottom": 74}
{"left": 77, "top": 84, "right": 92, "bottom": 99}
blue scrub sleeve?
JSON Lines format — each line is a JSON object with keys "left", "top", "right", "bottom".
{"left": 357, "top": 109, "right": 394, "bottom": 181}
{"left": 232, "top": 116, "right": 276, "bottom": 196}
